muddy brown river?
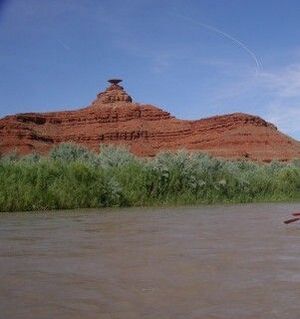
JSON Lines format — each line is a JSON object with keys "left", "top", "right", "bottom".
{"left": 1, "top": 203, "right": 300, "bottom": 319}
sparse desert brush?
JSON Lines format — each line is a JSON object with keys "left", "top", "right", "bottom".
{"left": 0, "top": 143, "right": 299, "bottom": 212}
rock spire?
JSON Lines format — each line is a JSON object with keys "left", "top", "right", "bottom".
{"left": 91, "top": 79, "right": 133, "bottom": 106}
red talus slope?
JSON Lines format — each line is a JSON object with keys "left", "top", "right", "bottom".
{"left": 0, "top": 80, "right": 299, "bottom": 162}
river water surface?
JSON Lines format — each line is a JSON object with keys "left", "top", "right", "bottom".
{"left": 1, "top": 203, "right": 300, "bottom": 319}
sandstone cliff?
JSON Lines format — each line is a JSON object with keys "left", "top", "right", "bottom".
{"left": 0, "top": 79, "right": 299, "bottom": 162}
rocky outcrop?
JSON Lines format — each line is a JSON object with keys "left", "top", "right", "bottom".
{"left": 91, "top": 79, "right": 133, "bottom": 105}
{"left": 0, "top": 79, "right": 299, "bottom": 162}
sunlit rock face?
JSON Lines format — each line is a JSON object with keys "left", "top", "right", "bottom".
{"left": 0, "top": 79, "right": 299, "bottom": 162}
{"left": 91, "top": 79, "right": 133, "bottom": 106}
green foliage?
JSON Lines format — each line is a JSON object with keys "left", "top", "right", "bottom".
{"left": 0, "top": 151, "right": 19, "bottom": 164}
{"left": 98, "top": 144, "right": 137, "bottom": 168}
{"left": 0, "top": 144, "right": 299, "bottom": 212}
{"left": 50, "top": 143, "right": 98, "bottom": 163}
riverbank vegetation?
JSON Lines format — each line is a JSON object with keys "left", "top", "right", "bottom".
{"left": 0, "top": 144, "right": 299, "bottom": 212}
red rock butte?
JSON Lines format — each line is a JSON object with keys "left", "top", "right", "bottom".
{"left": 0, "top": 79, "right": 300, "bottom": 162}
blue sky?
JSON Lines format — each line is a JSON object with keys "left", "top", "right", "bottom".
{"left": 0, "top": 0, "right": 300, "bottom": 139}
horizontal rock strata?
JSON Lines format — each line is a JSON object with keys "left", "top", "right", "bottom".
{"left": 1, "top": 80, "right": 299, "bottom": 162}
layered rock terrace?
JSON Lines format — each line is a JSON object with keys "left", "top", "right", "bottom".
{"left": 1, "top": 79, "right": 299, "bottom": 162}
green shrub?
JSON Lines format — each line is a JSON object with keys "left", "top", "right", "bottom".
{"left": 98, "top": 144, "right": 137, "bottom": 168}
{"left": 50, "top": 143, "right": 98, "bottom": 164}
{"left": 0, "top": 144, "right": 299, "bottom": 212}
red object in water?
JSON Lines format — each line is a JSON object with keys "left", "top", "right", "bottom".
{"left": 292, "top": 212, "right": 300, "bottom": 217}
{"left": 284, "top": 217, "right": 300, "bottom": 224}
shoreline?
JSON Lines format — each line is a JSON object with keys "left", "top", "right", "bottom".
{"left": 2, "top": 199, "right": 300, "bottom": 214}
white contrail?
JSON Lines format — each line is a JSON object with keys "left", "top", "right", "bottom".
{"left": 172, "top": 13, "right": 262, "bottom": 74}
{"left": 57, "top": 39, "right": 71, "bottom": 51}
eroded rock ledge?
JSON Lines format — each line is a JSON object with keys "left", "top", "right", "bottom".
{"left": 0, "top": 79, "right": 299, "bottom": 162}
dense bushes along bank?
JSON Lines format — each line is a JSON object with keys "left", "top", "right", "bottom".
{"left": 0, "top": 144, "right": 299, "bottom": 212}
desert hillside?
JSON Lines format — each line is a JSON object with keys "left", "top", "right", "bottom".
{"left": 0, "top": 79, "right": 299, "bottom": 162}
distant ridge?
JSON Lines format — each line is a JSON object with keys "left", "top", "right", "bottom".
{"left": 0, "top": 79, "right": 299, "bottom": 162}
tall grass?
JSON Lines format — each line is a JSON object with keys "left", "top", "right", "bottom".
{"left": 0, "top": 143, "right": 299, "bottom": 212}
